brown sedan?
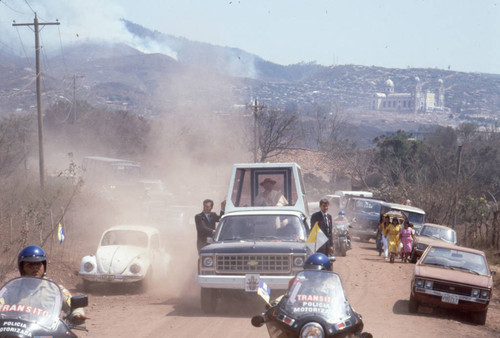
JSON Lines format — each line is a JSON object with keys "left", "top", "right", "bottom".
{"left": 409, "top": 243, "right": 495, "bottom": 325}
{"left": 410, "top": 223, "right": 456, "bottom": 263}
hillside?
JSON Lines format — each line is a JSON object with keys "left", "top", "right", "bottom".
{"left": 0, "top": 20, "right": 498, "bottom": 139}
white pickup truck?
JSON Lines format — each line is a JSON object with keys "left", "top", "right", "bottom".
{"left": 196, "top": 162, "right": 311, "bottom": 313}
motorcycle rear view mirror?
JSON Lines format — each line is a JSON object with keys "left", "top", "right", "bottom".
{"left": 251, "top": 315, "right": 266, "bottom": 327}
{"left": 328, "top": 256, "right": 336, "bottom": 263}
{"left": 71, "top": 295, "right": 89, "bottom": 310}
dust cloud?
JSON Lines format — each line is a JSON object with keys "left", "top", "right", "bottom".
{"left": 37, "top": 56, "right": 254, "bottom": 314}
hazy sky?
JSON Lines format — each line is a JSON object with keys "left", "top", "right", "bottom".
{"left": 1, "top": 0, "right": 499, "bottom": 74}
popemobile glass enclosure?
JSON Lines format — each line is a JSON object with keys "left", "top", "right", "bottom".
{"left": 225, "top": 162, "right": 309, "bottom": 217}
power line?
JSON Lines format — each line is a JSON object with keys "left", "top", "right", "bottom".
{"left": 23, "top": 0, "right": 35, "bottom": 14}
{"left": 0, "top": 0, "right": 30, "bottom": 15}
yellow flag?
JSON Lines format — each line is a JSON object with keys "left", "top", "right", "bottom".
{"left": 306, "top": 221, "right": 328, "bottom": 253}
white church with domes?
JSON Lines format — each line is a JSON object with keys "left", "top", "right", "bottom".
{"left": 371, "top": 77, "right": 445, "bottom": 113}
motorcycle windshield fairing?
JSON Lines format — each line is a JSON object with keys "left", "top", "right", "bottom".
{"left": 282, "top": 271, "right": 351, "bottom": 324}
{"left": 0, "top": 276, "right": 62, "bottom": 330}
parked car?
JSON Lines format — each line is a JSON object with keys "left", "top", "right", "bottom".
{"left": 409, "top": 243, "right": 495, "bottom": 325}
{"left": 79, "top": 225, "right": 169, "bottom": 291}
{"left": 410, "top": 223, "right": 457, "bottom": 263}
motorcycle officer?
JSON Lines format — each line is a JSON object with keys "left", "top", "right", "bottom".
{"left": 14, "top": 245, "right": 89, "bottom": 324}
{"left": 268, "top": 253, "right": 334, "bottom": 307}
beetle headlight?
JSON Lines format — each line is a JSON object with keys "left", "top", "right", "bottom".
{"left": 294, "top": 256, "right": 305, "bottom": 267}
{"left": 83, "top": 262, "right": 94, "bottom": 272}
{"left": 202, "top": 257, "right": 214, "bottom": 268}
{"left": 300, "top": 322, "right": 324, "bottom": 338}
{"left": 424, "top": 280, "right": 433, "bottom": 289}
{"left": 130, "top": 263, "right": 141, "bottom": 274}
{"left": 471, "top": 288, "right": 480, "bottom": 297}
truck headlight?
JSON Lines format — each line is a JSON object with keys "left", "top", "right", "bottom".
{"left": 415, "top": 279, "right": 424, "bottom": 287}
{"left": 424, "top": 280, "right": 433, "bottom": 289}
{"left": 472, "top": 288, "right": 480, "bottom": 297}
{"left": 293, "top": 257, "right": 305, "bottom": 267}
{"left": 480, "top": 290, "right": 490, "bottom": 299}
{"left": 202, "top": 257, "right": 214, "bottom": 267}
{"left": 416, "top": 243, "right": 427, "bottom": 250}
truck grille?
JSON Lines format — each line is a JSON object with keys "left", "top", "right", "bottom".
{"left": 215, "top": 254, "right": 291, "bottom": 274}
{"left": 433, "top": 281, "right": 471, "bottom": 296}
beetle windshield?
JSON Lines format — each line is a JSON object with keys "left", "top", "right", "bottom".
{"left": 0, "top": 277, "right": 62, "bottom": 330}
{"left": 282, "top": 270, "right": 351, "bottom": 323}
{"left": 216, "top": 215, "right": 306, "bottom": 241}
{"left": 101, "top": 230, "right": 149, "bottom": 247}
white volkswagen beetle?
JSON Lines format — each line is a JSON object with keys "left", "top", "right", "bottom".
{"left": 79, "top": 225, "right": 168, "bottom": 291}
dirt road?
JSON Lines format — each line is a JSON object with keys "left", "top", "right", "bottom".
{"left": 75, "top": 238, "right": 500, "bottom": 338}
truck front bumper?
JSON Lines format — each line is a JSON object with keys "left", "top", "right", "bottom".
{"left": 196, "top": 274, "right": 294, "bottom": 291}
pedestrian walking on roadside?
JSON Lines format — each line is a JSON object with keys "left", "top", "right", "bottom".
{"left": 386, "top": 216, "right": 401, "bottom": 263}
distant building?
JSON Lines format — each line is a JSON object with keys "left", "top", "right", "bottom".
{"left": 371, "top": 77, "right": 445, "bottom": 113}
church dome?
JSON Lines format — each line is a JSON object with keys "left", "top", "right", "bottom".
{"left": 385, "top": 79, "right": 394, "bottom": 87}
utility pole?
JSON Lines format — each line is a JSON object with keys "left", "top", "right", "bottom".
{"left": 452, "top": 144, "right": 463, "bottom": 229}
{"left": 246, "top": 99, "right": 265, "bottom": 163}
{"left": 65, "top": 74, "right": 85, "bottom": 123}
{"left": 13, "top": 13, "right": 60, "bottom": 188}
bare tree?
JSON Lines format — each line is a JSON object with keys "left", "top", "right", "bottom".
{"left": 257, "top": 109, "right": 298, "bottom": 162}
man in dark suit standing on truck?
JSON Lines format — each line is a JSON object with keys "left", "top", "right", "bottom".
{"left": 310, "top": 198, "right": 333, "bottom": 255}
{"left": 195, "top": 199, "right": 224, "bottom": 253}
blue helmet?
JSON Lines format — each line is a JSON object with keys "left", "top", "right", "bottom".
{"left": 18, "top": 245, "right": 47, "bottom": 275}
{"left": 304, "top": 253, "right": 331, "bottom": 271}
{"left": 338, "top": 211, "right": 346, "bottom": 216}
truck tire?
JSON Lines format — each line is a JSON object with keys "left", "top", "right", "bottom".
{"left": 409, "top": 293, "right": 419, "bottom": 313}
{"left": 472, "top": 309, "right": 488, "bottom": 325}
{"left": 201, "top": 287, "right": 218, "bottom": 313}
{"left": 409, "top": 251, "right": 417, "bottom": 263}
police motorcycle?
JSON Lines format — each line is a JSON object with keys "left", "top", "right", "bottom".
{"left": 332, "top": 212, "right": 352, "bottom": 257}
{"left": 0, "top": 276, "right": 88, "bottom": 338}
{"left": 252, "top": 253, "right": 372, "bottom": 338}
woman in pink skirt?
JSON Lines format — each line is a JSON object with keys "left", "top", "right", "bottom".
{"left": 399, "top": 221, "right": 416, "bottom": 263}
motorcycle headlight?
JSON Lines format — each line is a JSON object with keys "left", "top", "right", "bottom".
{"left": 202, "top": 257, "right": 214, "bottom": 268}
{"left": 300, "top": 322, "right": 324, "bottom": 338}
{"left": 83, "top": 262, "right": 94, "bottom": 272}
{"left": 293, "top": 256, "right": 305, "bottom": 267}
{"left": 130, "top": 263, "right": 141, "bottom": 274}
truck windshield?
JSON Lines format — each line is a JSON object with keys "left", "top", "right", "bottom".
{"left": 216, "top": 215, "right": 306, "bottom": 242}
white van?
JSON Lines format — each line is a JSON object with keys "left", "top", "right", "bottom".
{"left": 334, "top": 190, "right": 373, "bottom": 209}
